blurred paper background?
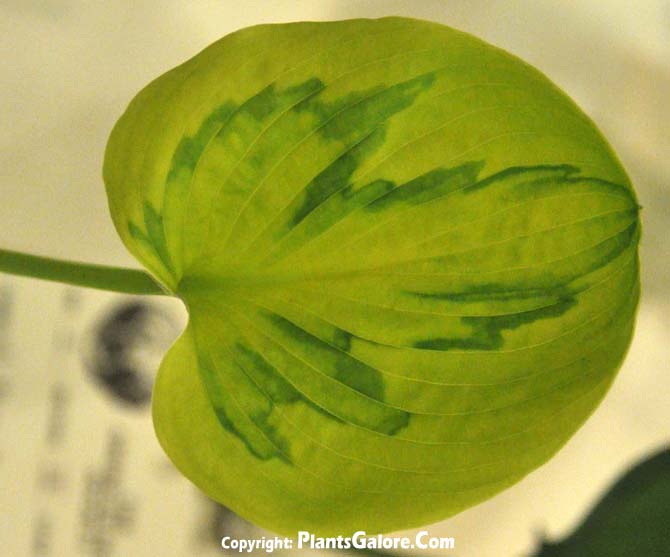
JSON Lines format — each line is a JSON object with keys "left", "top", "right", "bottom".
{"left": 1, "top": 1, "right": 668, "bottom": 556}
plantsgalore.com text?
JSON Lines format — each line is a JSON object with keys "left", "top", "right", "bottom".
{"left": 221, "top": 530, "right": 456, "bottom": 553}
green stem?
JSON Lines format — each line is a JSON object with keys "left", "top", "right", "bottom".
{"left": 0, "top": 248, "right": 167, "bottom": 295}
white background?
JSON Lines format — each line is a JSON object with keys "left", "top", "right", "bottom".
{"left": 1, "top": 2, "right": 669, "bottom": 556}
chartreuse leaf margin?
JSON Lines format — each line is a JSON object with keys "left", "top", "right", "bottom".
{"left": 103, "top": 17, "right": 640, "bottom": 535}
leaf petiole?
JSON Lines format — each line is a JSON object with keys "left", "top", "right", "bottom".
{"left": 0, "top": 247, "right": 167, "bottom": 295}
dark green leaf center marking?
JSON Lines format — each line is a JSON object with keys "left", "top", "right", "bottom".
{"left": 414, "top": 295, "right": 577, "bottom": 351}
{"left": 286, "top": 72, "right": 437, "bottom": 230}
{"left": 264, "top": 312, "right": 411, "bottom": 436}
{"left": 128, "top": 202, "right": 175, "bottom": 275}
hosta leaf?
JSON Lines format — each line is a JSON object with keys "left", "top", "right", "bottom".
{"left": 531, "top": 447, "right": 670, "bottom": 556}
{"left": 103, "top": 17, "right": 641, "bottom": 535}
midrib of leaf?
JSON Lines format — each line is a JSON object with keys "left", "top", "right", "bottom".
{"left": 176, "top": 192, "right": 637, "bottom": 299}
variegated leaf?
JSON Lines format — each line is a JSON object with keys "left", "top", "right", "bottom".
{"left": 103, "top": 17, "right": 641, "bottom": 535}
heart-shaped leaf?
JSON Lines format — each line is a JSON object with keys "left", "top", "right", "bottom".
{"left": 103, "top": 17, "right": 640, "bottom": 535}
